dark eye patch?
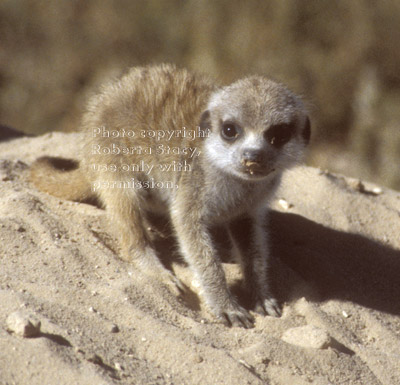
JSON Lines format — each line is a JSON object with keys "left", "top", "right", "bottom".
{"left": 199, "top": 110, "right": 211, "bottom": 130}
{"left": 264, "top": 122, "right": 296, "bottom": 148}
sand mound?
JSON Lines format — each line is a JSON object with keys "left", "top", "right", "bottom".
{"left": 1, "top": 132, "right": 399, "bottom": 385}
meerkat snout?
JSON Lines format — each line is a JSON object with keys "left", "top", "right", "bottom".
{"left": 242, "top": 149, "right": 264, "bottom": 164}
{"left": 241, "top": 149, "right": 270, "bottom": 176}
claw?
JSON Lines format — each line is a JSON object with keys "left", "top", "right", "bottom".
{"left": 160, "top": 271, "right": 185, "bottom": 297}
{"left": 219, "top": 314, "right": 231, "bottom": 327}
{"left": 254, "top": 297, "right": 281, "bottom": 317}
{"left": 217, "top": 305, "right": 255, "bottom": 328}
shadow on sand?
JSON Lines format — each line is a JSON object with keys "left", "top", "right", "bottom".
{"left": 269, "top": 211, "right": 400, "bottom": 316}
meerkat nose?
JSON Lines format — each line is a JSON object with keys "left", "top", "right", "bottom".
{"left": 242, "top": 149, "right": 264, "bottom": 165}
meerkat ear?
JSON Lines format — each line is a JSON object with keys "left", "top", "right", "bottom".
{"left": 302, "top": 116, "right": 311, "bottom": 145}
{"left": 199, "top": 110, "right": 211, "bottom": 130}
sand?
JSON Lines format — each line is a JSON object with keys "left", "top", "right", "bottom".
{"left": 0, "top": 132, "right": 399, "bottom": 385}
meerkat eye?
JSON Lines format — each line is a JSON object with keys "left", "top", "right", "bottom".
{"left": 265, "top": 122, "right": 295, "bottom": 148}
{"left": 221, "top": 122, "right": 241, "bottom": 141}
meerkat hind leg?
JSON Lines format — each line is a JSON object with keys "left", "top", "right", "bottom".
{"left": 99, "top": 187, "right": 184, "bottom": 294}
{"left": 229, "top": 215, "right": 281, "bottom": 317}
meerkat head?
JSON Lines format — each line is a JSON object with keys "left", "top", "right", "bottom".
{"left": 200, "top": 76, "right": 310, "bottom": 181}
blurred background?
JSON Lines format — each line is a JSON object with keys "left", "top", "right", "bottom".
{"left": 0, "top": 0, "right": 399, "bottom": 189}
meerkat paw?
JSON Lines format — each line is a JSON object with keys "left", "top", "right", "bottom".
{"left": 215, "top": 303, "right": 255, "bottom": 328}
{"left": 254, "top": 297, "right": 281, "bottom": 317}
{"left": 159, "top": 270, "right": 186, "bottom": 296}
{"left": 128, "top": 246, "right": 185, "bottom": 296}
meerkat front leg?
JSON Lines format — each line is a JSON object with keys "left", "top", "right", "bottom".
{"left": 229, "top": 210, "right": 281, "bottom": 317}
{"left": 170, "top": 202, "right": 254, "bottom": 328}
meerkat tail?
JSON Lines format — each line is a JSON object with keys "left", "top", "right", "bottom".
{"left": 29, "top": 156, "right": 94, "bottom": 202}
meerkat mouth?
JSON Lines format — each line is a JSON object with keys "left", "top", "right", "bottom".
{"left": 240, "top": 159, "right": 274, "bottom": 177}
{"left": 242, "top": 166, "right": 275, "bottom": 178}
{"left": 247, "top": 169, "right": 274, "bottom": 176}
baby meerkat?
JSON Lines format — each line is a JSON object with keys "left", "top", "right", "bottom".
{"left": 30, "top": 64, "right": 310, "bottom": 328}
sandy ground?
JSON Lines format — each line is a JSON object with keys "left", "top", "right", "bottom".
{"left": 0, "top": 132, "right": 399, "bottom": 385}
